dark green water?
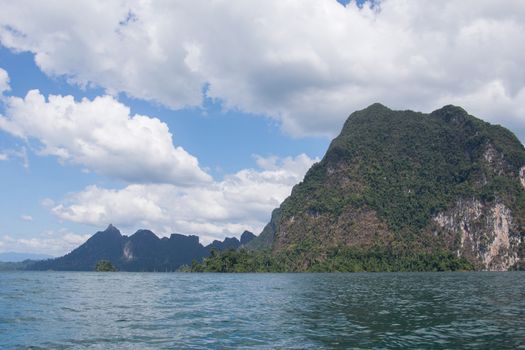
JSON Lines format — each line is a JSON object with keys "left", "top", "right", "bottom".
{"left": 0, "top": 272, "right": 524, "bottom": 349}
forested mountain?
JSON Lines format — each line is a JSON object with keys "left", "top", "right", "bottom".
{"left": 204, "top": 104, "right": 525, "bottom": 272}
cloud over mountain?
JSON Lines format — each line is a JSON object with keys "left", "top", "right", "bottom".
{"left": 51, "top": 154, "right": 317, "bottom": 243}
{"left": 0, "top": 0, "right": 523, "bottom": 139}
{"left": 0, "top": 230, "right": 90, "bottom": 256}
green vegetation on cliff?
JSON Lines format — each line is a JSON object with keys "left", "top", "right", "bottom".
{"left": 186, "top": 247, "right": 474, "bottom": 272}
{"left": 277, "top": 104, "right": 525, "bottom": 238}
{"left": 244, "top": 104, "right": 525, "bottom": 271}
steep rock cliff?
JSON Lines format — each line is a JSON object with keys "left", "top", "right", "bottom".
{"left": 248, "top": 104, "right": 525, "bottom": 271}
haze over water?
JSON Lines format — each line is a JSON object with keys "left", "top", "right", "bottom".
{"left": 1, "top": 272, "right": 524, "bottom": 349}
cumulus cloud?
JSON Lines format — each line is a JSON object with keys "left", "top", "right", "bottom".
{"left": 0, "top": 1, "right": 524, "bottom": 140}
{"left": 0, "top": 230, "right": 90, "bottom": 255}
{"left": 51, "top": 154, "right": 318, "bottom": 243}
{"left": 0, "top": 90, "right": 211, "bottom": 184}
{"left": 0, "top": 67, "right": 9, "bottom": 94}
{"left": 0, "top": 152, "right": 7, "bottom": 161}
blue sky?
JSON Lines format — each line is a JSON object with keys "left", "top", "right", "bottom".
{"left": 0, "top": 0, "right": 524, "bottom": 255}
{"left": 0, "top": 42, "right": 327, "bottom": 254}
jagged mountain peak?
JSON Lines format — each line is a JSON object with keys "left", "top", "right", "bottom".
{"left": 27, "top": 227, "right": 255, "bottom": 271}
{"left": 105, "top": 224, "right": 120, "bottom": 233}
{"left": 240, "top": 231, "right": 256, "bottom": 245}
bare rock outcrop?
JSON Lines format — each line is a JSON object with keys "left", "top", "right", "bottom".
{"left": 433, "top": 199, "right": 521, "bottom": 271}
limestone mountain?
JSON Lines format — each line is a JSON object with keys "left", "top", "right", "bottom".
{"left": 28, "top": 225, "right": 255, "bottom": 271}
{"left": 248, "top": 104, "right": 525, "bottom": 271}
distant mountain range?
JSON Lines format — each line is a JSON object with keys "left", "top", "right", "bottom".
{"left": 27, "top": 225, "right": 255, "bottom": 271}
{"left": 0, "top": 252, "right": 54, "bottom": 262}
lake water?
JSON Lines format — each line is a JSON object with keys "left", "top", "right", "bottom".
{"left": 0, "top": 272, "right": 524, "bottom": 349}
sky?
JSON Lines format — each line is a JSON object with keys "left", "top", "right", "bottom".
{"left": 0, "top": 0, "right": 524, "bottom": 256}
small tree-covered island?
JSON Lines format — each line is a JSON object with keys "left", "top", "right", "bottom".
{"left": 27, "top": 104, "right": 525, "bottom": 272}
{"left": 95, "top": 260, "right": 117, "bottom": 272}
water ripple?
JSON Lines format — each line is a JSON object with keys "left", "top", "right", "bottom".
{"left": 0, "top": 272, "right": 524, "bottom": 349}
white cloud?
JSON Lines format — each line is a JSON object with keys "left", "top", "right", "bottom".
{"left": 0, "top": 1, "right": 524, "bottom": 140}
{"left": 0, "top": 90, "right": 211, "bottom": 185}
{"left": 20, "top": 214, "right": 33, "bottom": 222}
{"left": 0, "top": 67, "right": 9, "bottom": 93}
{"left": 0, "top": 147, "right": 29, "bottom": 168}
{"left": 436, "top": 80, "right": 525, "bottom": 141}
{"left": 0, "top": 230, "right": 90, "bottom": 256}
{"left": 52, "top": 154, "right": 318, "bottom": 244}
